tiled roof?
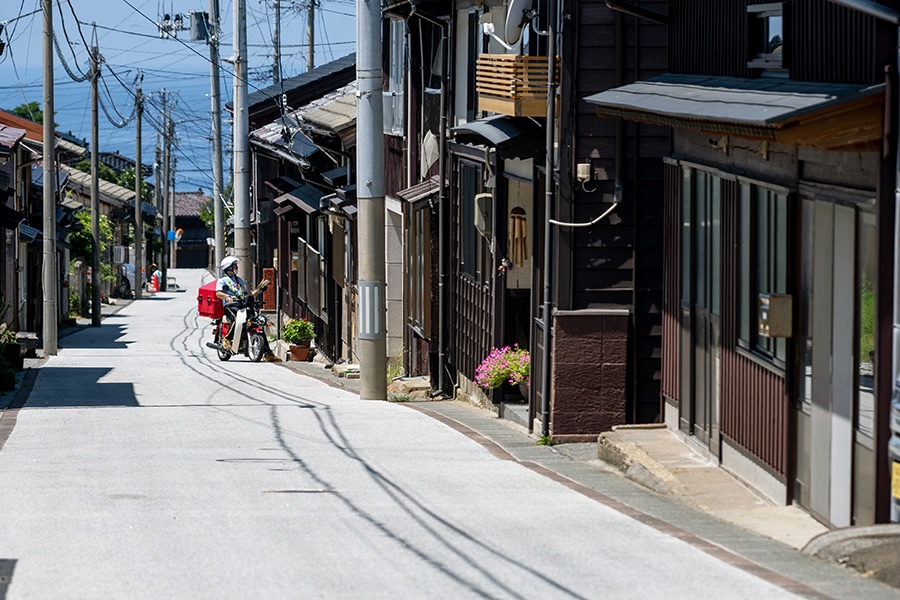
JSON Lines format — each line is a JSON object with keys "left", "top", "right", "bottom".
{"left": 174, "top": 190, "right": 211, "bottom": 217}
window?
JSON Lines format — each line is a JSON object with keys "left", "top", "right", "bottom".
{"left": 459, "top": 160, "right": 491, "bottom": 283}
{"left": 738, "top": 181, "right": 789, "bottom": 365}
{"left": 747, "top": 3, "right": 784, "bottom": 73}
{"left": 407, "top": 201, "right": 431, "bottom": 332}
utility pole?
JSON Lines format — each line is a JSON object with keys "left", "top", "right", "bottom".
{"left": 170, "top": 156, "right": 177, "bottom": 269}
{"left": 154, "top": 141, "right": 161, "bottom": 271}
{"left": 272, "top": 0, "right": 281, "bottom": 82}
{"left": 134, "top": 87, "right": 143, "bottom": 299}
{"left": 90, "top": 44, "right": 101, "bottom": 327}
{"left": 161, "top": 95, "right": 171, "bottom": 291}
{"left": 209, "top": 0, "right": 225, "bottom": 270}
{"left": 356, "top": 0, "right": 386, "bottom": 400}
{"left": 41, "top": 0, "right": 57, "bottom": 354}
{"left": 233, "top": 0, "right": 251, "bottom": 281}
{"left": 307, "top": 0, "right": 314, "bottom": 72}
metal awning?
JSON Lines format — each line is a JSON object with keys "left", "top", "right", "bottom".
{"left": 584, "top": 73, "right": 885, "bottom": 150}
{"left": 452, "top": 115, "right": 545, "bottom": 159}
{"left": 392, "top": 175, "right": 442, "bottom": 204}
{"left": 273, "top": 183, "right": 325, "bottom": 215}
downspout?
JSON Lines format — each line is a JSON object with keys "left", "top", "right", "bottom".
{"left": 827, "top": 0, "right": 900, "bottom": 525}
{"left": 540, "top": 0, "right": 559, "bottom": 439}
{"left": 409, "top": 5, "right": 451, "bottom": 395}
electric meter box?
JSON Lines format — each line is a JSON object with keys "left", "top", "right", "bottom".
{"left": 758, "top": 293, "right": 792, "bottom": 338}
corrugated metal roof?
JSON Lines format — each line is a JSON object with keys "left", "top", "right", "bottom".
{"left": 243, "top": 53, "right": 356, "bottom": 113}
{"left": 0, "top": 110, "right": 86, "bottom": 158}
{"left": 298, "top": 82, "right": 357, "bottom": 146}
{"left": 392, "top": 175, "right": 442, "bottom": 204}
{"left": 274, "top": 183, "right": 325, "bottom": 214}
{"left": 250, "top": 117, "right": 321, "bottom": 167}
{"left": 584, "top": 73, "right": 884, "bottom": 127}
{"left": 250, "top": 82, "right": 358, "bottom": 163}
{"left": 59, "top": 164, "right": 135, "bottom": 207}
{"left": 0, "top": 124, "right": 26, "bottom": 151}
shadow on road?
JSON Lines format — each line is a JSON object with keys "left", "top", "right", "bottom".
{"left": 58, "top": 323, "right": 129, "bottom": 350}
{"left": 23, "top": 366, "right": 137, "bottom": 408}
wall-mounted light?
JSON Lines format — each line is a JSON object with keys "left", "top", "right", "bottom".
{"left": 576, "top": 162, "right": 597, "bottom": 193}
{"left": 576, "top": 162, "right": 591, "bottom": 182}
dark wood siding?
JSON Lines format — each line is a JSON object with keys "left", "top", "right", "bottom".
{"left": 562, "top": 0, "right": 668, "bottom": 422}
{"left": 669, "top": 0, "right": 750, "bottom": 77}
{"left": 669, "top": 0, "right": 887, "bottom": 84}
{"left": 789, "top": 0, "right": 879, "bottom": 83}
{"left": 720, "top": 178, "right": 789, "bottom": 478}
{"left": 384, "top": 136, "right": 406, "bottom": 198}
{"left": 661, "top": 161, "right": 680, "bottom": 404}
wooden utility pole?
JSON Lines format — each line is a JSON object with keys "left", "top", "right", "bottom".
{"left": 41, "top": 0, "right": 57, "bottom": 354}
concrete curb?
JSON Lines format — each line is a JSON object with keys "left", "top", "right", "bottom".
{"left": 803, "top": 524, "right": 900, "bottom": 588}
{"left": 597, "top": 430, "right": 686, "bottom": 498}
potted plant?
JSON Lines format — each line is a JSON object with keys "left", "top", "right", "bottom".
{"left": 474, "top": 345, "right": 530, "bottom": 395}
{"left": 282, "top": 318, "right": 315, "bottom": 361}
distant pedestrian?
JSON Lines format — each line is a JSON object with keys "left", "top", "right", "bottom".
{"left": 149, "top": 263, "right": 161, "bottom": 293}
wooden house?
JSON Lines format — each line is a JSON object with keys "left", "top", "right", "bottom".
{"left": 387, "top": 0, "right": 667, "bottom": 437}
{"left": 587, "top": 0, "right": 896, "bottom": 526}
{"left": 247, "top": 57, "right": 358, "bottom": 362}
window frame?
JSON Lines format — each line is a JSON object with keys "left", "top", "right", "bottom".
{"left": 736, "top": 179, "right": 791, "bottom": 369}
{"left": 747, "top": 2, "right": 785, "bottom": 74}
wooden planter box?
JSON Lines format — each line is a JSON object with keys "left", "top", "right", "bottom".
{"left": 476, "top": 54, "right": 559, "bottom": 117}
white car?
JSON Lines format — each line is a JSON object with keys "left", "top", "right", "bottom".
{"left": 115, "top": 263, "right": 141, "bottom": 298}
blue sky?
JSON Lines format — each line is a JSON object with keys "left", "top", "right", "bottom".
{"left": 0, "top": 0, "right": 356, "bottom": 191}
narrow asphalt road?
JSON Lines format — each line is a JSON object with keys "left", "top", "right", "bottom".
{"left": 0, "top": 268, "right": 895, "bottom": 599}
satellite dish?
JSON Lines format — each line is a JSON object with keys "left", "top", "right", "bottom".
{"left": 503, "top": 0, "right": 534, "bottom": 46}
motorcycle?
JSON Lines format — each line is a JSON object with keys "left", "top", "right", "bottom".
{"left": 205, "top": 294, "right": 272, "bottom": 362}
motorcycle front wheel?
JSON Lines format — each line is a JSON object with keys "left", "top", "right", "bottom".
{"left": 248, "top": 331, "right": 266, "bottom": 362}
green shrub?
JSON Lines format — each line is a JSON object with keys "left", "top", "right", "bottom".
{"left": 282, "top": 318, "right": 315, "bottom": 344}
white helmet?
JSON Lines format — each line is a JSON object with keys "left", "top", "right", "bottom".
{"left": 220, "top": 256, "right": 239, "bottom": 272}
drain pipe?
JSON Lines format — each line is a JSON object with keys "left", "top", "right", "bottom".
{"left": 539, "top": 0, "right": 559, "bottom": 439}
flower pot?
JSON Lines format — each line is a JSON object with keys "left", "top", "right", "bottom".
{"left": 289, "top": 341, "right": 311, "bottom": 362}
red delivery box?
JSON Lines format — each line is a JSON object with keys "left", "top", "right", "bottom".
{"left": 197, "top": 281, "right": 224, "bottom": 319}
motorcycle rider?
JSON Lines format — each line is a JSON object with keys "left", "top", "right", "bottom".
{"left": 215, "top": 256, "right": 267, "bottom": 351}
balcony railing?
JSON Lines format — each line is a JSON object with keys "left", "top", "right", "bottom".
{"left": 475, "top": 54, "right": 559, "bottom": 118}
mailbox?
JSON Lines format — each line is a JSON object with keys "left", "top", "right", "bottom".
{"left": 758, "top": 293, "right": 792, "bottom": 338}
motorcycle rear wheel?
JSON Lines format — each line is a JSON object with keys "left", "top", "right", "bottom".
{"left": 248, "top": 331, "right": 266, "bottom": 362}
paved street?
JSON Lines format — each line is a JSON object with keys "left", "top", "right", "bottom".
{"left": 0, "top": 268, "right": 896, "bottom": 599}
